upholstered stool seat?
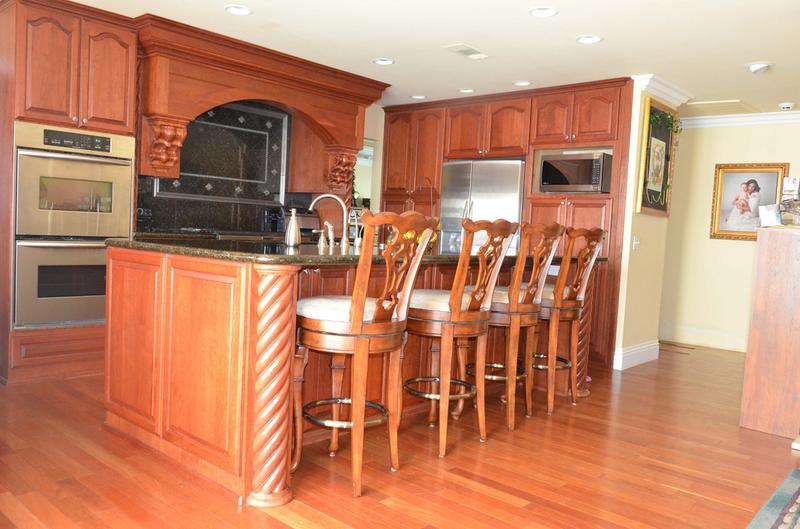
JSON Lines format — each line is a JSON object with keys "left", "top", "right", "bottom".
{"left": 292, "top": 210, "right": 438, "bottom": 497}
{"left": 408, "top": 290, "right": 471, "bottom": 313}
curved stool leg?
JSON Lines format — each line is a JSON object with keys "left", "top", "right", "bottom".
{"left": 291, "top": 346, "right": 309, "bottom": 472}
{"left": 451, "top": 338, "right": 470, "bottom": 420}
{"left": 386, "top": 346, "right": 403, "bottom": 471}
{"left": 328, "top": 353, "right": 347, "bottom": 456}
{"left": 474, "top": 332, "right": 488, "bottom": 442}
{"left": 524, "top": 325, "right": 537, "bottom": 418}
{"left": 427, "top": 340, "right": 440, "bottom": 427}
{"left": 437, "top": 324, "right": 454, "bottom": 458}
{"left": 547, "top": 310, "right": 560, "bottom": 415}
{"left": 504, "top": 317, "right": 521, "bottom": 431}
{"left": 350, "top": 339, "right": 369, "bottom": 497}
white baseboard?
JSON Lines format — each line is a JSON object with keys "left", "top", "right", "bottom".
{"left": 613, "top": 340, "right": 660, "bottom": 371}
{"left": 658, "top": 323, "right": 747, "bottom": 352}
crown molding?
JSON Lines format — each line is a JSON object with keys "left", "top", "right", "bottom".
{"left": 631, "top": 74, "right": 693, "bottom": 109}
{"left": 681, "top": 111, "right": 800, "bottom": 128}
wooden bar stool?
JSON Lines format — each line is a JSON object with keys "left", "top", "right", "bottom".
{"left": 539, "top": 227, "right": 606, "bottom": 415}
{"left": 291, "top": 210, "right": 438, "bottom": 497}
{"left": 462, "top": 222, "right": 564, "bottom": 431}
{"left": 404, "top": 218, "right": 517, "bottom": 458}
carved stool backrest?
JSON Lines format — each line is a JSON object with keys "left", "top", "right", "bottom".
{"left": 349, "top": 210, "right": 439, "bottom": 332}
{"left": 508, "top": 222, "right": 566, "bottom": 311}
{"left": 450, "top": 218, "right": 519, "bottom": 318}
{"left": 552, "top": 227, "right": 606, "bottom": 308}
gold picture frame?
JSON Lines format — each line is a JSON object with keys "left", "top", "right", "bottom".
{"left": 710, "top": 163, "right": 788, "bottom": 240}
{"left": 636, "top": 97, "right": 678, "bottom": 216}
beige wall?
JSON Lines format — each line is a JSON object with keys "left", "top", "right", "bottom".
{"left": 659, "top": 121, "right": 800, "bottom": 352}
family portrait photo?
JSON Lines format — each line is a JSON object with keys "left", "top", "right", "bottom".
{"left": 710, "top": 163, "right": 788, "bottom": 240}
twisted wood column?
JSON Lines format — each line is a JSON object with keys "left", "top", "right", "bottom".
{"left": 247, "top": 264, "right": 300, "bottom": 508}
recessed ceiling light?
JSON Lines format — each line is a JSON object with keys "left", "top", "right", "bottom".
{"left": 459, "top": 88, "right": 475, "bottom": 94}
{"left": 746, "top": 61, "right": 771, "bottom": 74}
{"left": 576, "top": 34, "right": 603, "bottom": 45}
{"left": 224, "top": 4, "right": 252, "bottom": 16}
{"left": 372, "top": 57, "right": 395, "bottom": 66}
{"left": 778, "top": 102, "right": 795, "bottom": 111}
{"left": 410, "top": 95, "right": 426, "bottom": 100}
{"left": 513, "top": 80, "right": 532, "bottom": 87}
{"left": 528, "top": 6, "right": 558, "bottom": 17}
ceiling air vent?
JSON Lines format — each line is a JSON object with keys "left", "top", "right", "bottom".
{"left": 443, "top": 43, "right": 488, "bottom": 60}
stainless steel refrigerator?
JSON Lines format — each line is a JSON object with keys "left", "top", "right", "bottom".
{"left": 439, "top": 159, "right": 524, "bottom": 255}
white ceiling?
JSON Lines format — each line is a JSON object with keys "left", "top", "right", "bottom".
{"left": 76, "top": 0, "right": 800, "bottom": 114}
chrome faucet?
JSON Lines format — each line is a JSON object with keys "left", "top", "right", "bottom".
{"left": 309, "top": 194, "right": 349, "bottom": 254}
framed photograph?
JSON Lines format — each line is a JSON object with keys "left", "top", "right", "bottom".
{"left": 637, "top": 97, "right": 679, "bottom": 216}
{"left": 710, "top": 163, "right": 788, "bottom": 240}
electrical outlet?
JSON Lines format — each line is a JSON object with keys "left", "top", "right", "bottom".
{"left": 632, "top": 236, "right": 641, "bottom": 252}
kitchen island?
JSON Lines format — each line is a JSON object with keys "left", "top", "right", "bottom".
{"left": 104, "top": 238, "right": 599, "bottom": 506}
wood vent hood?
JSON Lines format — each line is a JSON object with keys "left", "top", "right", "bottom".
{"left": 134, "top": 15, "right": 389, "bottom": 195}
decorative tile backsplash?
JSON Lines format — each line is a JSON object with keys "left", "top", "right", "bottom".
{"left": 137, "top": 100, "right": 290, "bottom": 233}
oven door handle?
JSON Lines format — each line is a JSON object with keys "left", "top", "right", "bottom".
{"left": 17, "top": 149, "right": 132, "bottom": 166}
{"left": 16, "top": 240, "right": 108, "bottom": 249}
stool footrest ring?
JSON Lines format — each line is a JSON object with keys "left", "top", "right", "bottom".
{"left": 466, "top": 362, "right": 526, "bottom": 381}
{"left": 302, "top": 398, "right": 388, "bottom": 429}
{"left": 403, "top": 376, "right": 477, "bottom": 401}
{"left": 531, "top": 353, "right": 572, "bottom": 370}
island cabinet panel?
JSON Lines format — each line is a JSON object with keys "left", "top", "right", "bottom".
{"left": 444, "top": 103, "right": 486, "bottom": 158}
{"left": 16, "top": 4, "right": 80, "bottom": 125}
{"left": 14, "top": 4, "right": 136, "bottom": 134}
{"left": 79, "top": 19, "right": 137, "bottom": 134}
{"left": 105, "top": 249, "right": 164, "bottom": 433}
{"left": 161, "top": 256, "right": 247, "bottom": 474}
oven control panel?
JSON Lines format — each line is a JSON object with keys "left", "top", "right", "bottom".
{"left": 43, "top": 129, "right": 111, "bottom": 152}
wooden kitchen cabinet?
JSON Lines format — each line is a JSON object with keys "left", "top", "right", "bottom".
{"left": 382, "top": 112, "right": 414, "bottom": 195}
{"left": 161, "top": 256, "right": 247, "bottom": 473}
{"left": 445, "top": 99, "right": 529, "bottom": 158}
{"left": 526, "top": 195, "right": 612, "bottom": 256}
{"left": 15, "top": 4, "right": 136, "bottom": 134}
{"left": 531, "top": 86, "right": 620, "bottom": 145}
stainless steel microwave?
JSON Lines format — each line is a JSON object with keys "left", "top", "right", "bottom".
{"left": 537, "top": 150, "right": 612, "bottom": 193}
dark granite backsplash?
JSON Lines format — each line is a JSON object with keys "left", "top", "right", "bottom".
{"left": 136, "top": 100, "right": 294, "bottom": 234}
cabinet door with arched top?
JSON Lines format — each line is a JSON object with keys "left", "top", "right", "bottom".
{"left": 16, "top": 5, "right": 80, "bottom": 125}
{"left": 486, "top": 98, "right": 530, "bottom": 156}
{"left": 80, "top": 19, "right": 137, "bottom": 134}
{"left": 530, "top": 92, "right": 573, "bottom": 145}
{"left": 445, "top": 104, "right": 486, "bottom": 158}
{"left": 572, "top": 87, "right": 620, "bottom": 143}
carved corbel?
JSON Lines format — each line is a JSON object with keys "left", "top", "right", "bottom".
{"left": 325, "top": 146, "right": 358, "bottom": 206}
{"left": 146, "top": 116, "right": 189, "bottom": 177}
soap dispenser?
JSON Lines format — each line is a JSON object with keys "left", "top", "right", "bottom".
{"left": 284, "top": 208, "right": 301, "bottom": 247}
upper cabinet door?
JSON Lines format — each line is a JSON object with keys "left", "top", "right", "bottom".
{"left": 445, "top": 104, "right": 486, "bottom": 158}
{"left": 16, "top": 6, "right": 80, "bottom": 126}
{"left": 80, "top": 20, "right": 137, "bottom": 134}
{"left": 382, "top": 112, "right": 414, "bottom": 195}
{"left": 530, "top": 92, "right": 573, "bottom": 145}
{"left": 485, "top": 98, "right": 530, "bottom": 157}
{"left": 572, "top": 86, "right": 620, "bottom": 143}
{"left": 410, "top": 108, "right": 445, "bottom": 193}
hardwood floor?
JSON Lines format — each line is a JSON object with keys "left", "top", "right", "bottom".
{"left": 0, "top": 343, "right": 796, "bottom": 528}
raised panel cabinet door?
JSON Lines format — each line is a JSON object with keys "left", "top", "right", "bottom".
{"left": 105, "top": 249, "right": 164, "bottom": 434}
{"left": 564, "top": 196, "right": 612, "bottom": 256}
{"left": 444, "top": 103, "right": 486, "bottom": 158}
{"left": 16, "top": 5, "right": 80, "bottom": 125}
{"left": 572, "top": 86, "right": 621, "bottom": 142}
{"left": 410, "top": 108, "right": 445, "bottom": 192}
{"left": 382, "top": 112, "right": 414, "bottom": 195}
{"left": 486, "top": 98, "right": 531, "bottom": 156}
{"left": 525, "top": 196, "right": 567, "bottom": 253}
{"left": 530, "top": 92, "right": 573, "bottom": 145}
{"left": 162, "top": 256, "right": 247, "bottom": 474}
{"left": 312, "top": 266, "right": 354, "bottom": 297}
{"left": 80, "top": 19, "right": 137, "bottom": 134}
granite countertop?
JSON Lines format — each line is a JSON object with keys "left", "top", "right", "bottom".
{"left": 107, "top": 237, "right": 606, "bottom": 267}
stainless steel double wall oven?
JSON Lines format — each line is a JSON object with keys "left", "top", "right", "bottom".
{"left": 13, "top": 121, "right": 134, "bottom": 327}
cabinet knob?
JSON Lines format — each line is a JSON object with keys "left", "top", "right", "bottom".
{"left": 81, "top": 118, "right": 88, "bottom": 124}
{"left": 72, "top": 116, "right": 78, "bottom": 123}
{"left": 571, "top": 133, "right": 576, "bottom": 140}
{"left": 564, "top": 134, "right": 568, "bottom": 140}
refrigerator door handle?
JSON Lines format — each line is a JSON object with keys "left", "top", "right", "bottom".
{"left": 461, "top": 199, "right": 470, "bottom": 219}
